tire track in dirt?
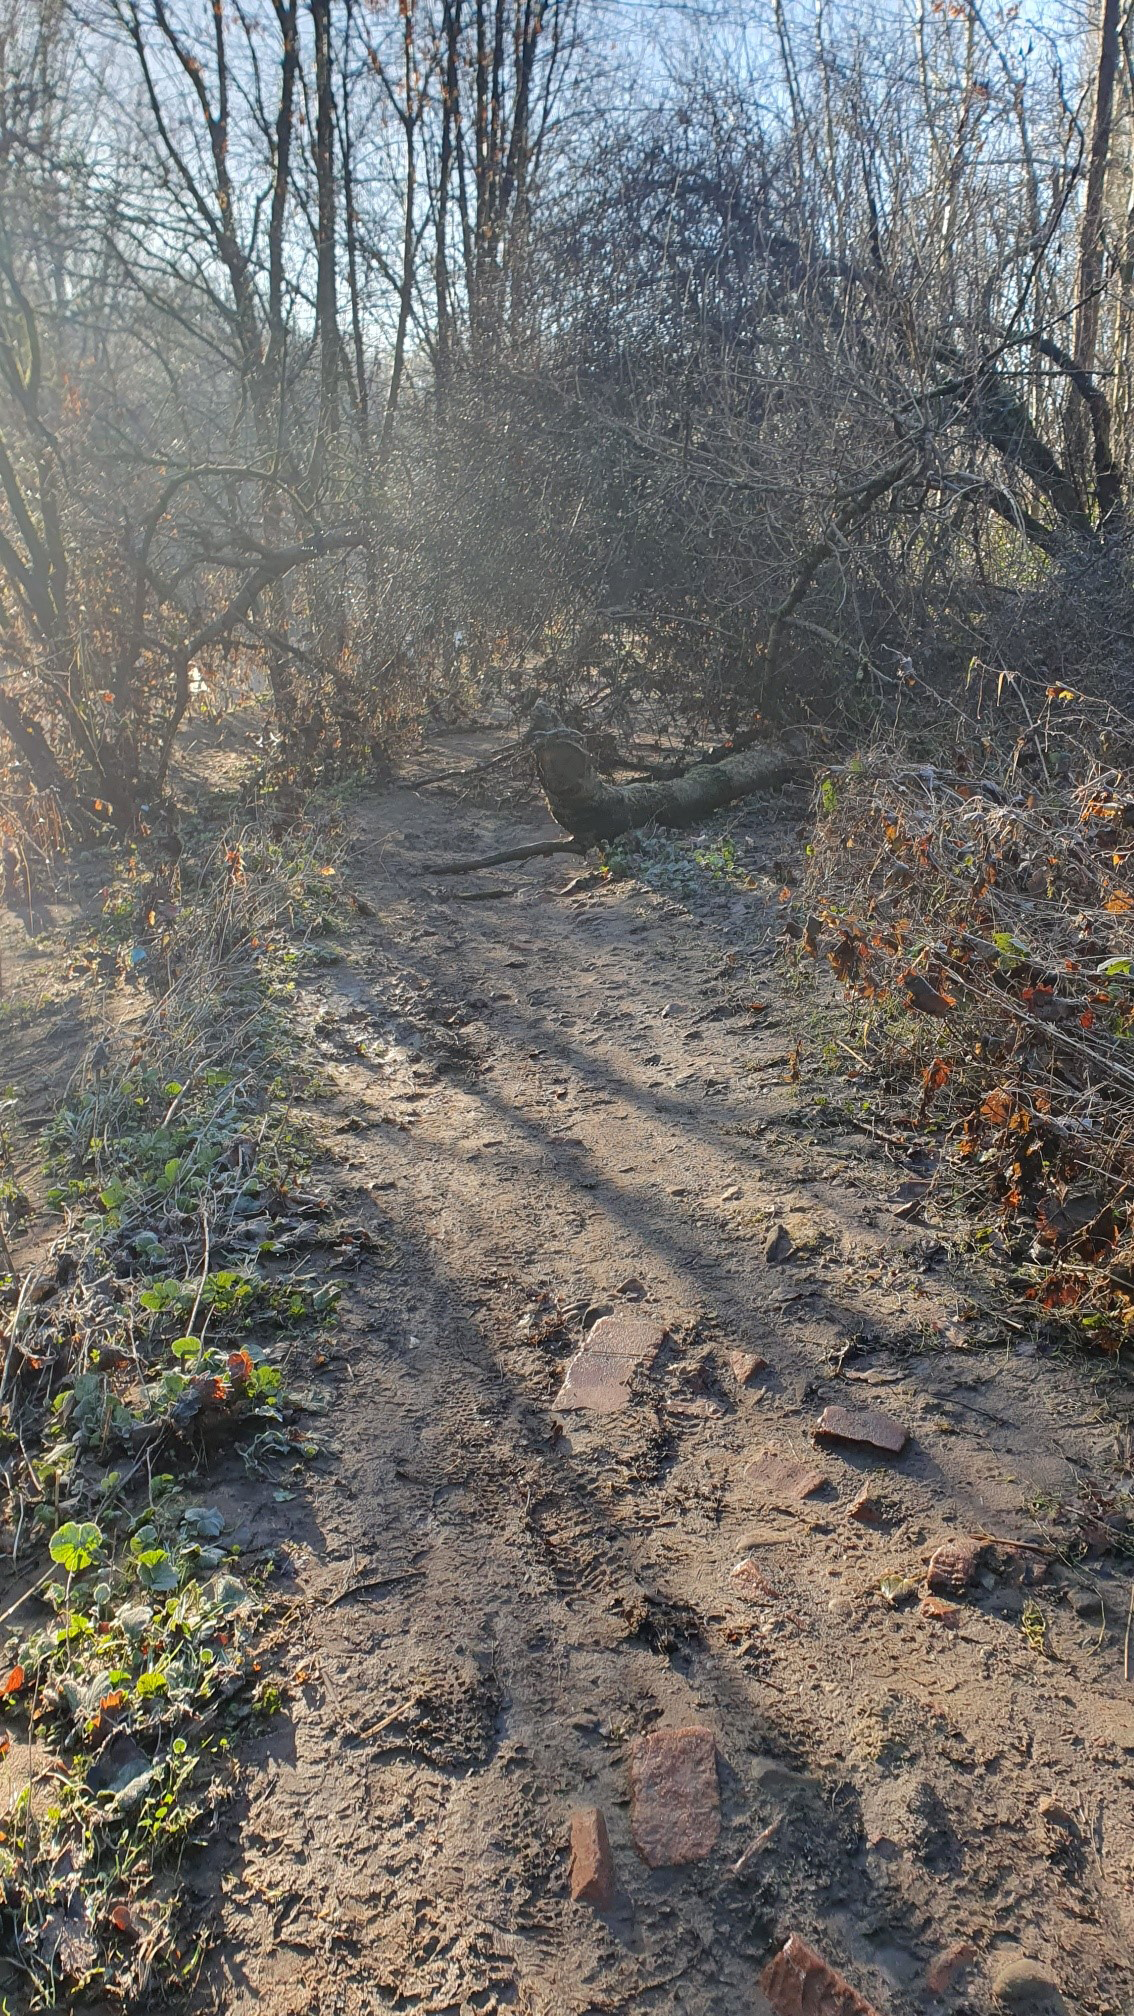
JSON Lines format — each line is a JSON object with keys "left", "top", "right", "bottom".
{"left": 211, "top": 773, "right": 1134, "bottom": 2016}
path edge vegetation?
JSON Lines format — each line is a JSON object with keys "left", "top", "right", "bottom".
{"left": 0, "top": 791, "right": 349, "bottom": 2009}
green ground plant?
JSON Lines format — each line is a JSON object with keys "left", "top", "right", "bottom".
{"left": 0, "top": 803, "right": 345, "bottom": 2006}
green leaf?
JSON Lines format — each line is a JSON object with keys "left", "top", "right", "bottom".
{"left": 135, "top": 1670, "right": 168, "bottom": 1699}
{"left": 246, "top": 1364, "right": 282, "bottom": 1403}
{"left": 48, "top": 1520, "right": 103, "bottom": 1575}
{"left": 992, "top": 931, "right": 1029, "bottom": 968}
{"left": 140, "top": 1279, "right": 183, "bottom": 1312}
{"left": 136, "top": 1548, "right": 178, "bottom": 1592}
{"left": 170, "top": 1336, "right": 203, "bottom": 1362}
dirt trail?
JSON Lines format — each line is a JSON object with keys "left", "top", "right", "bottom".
{"left": 212, "top": 757, "right": 1134, "bottom": 2016}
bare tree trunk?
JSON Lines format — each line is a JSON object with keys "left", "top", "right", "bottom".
{"left": 379, "top": 0, "right": 418, "bottom": 469}
{"left": 1077, "top": 0, "right": 1122, "bottom": 378}
{"left": 310, "top": 0, "right": 340, "bottom": 488}
{"left": 1071, "top": 0, "right": 1122, "bottom": 501}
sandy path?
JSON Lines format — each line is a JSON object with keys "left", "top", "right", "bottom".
{"left": 210, "top": 767, "right": 1134, "bottom": 2016}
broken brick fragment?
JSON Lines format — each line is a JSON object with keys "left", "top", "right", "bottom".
{"left": 760, "top": 1932, "right": 881, "bottom": 2016}
{"left": 629, "top": 1726, "right": 720, "bottom": 1867}
{"left": 730, "top": 1350, "right": 768, "bottom": 1385}
{"left": 568, "top": 1806, "right": 617, "bottom": 1908}
{"left": 556, "top": 1314, "right": 665, "bottom": 1413}
{"left": 920, "top": 1595, "right": 960, "bottom": 1626}
{"left": 814, "top": 1406, "right": 907, "bottom": 1455}
{"left": 748, "top": 1447, "right": 829, "bottom": 1506}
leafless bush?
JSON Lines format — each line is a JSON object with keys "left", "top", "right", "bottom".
{"left": 4, "top": 0, "right": 1134, "bottom": 823}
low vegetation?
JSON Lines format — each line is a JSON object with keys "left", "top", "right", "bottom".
{"left": 0, "top": 803, "right": 344, "bottom": 2005}
{"left": 794, "top": 673, "right": 1134, "bottom": 1361}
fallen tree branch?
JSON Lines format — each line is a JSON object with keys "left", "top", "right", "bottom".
{"left": 424, "top": 836, "right": 584, "bottom": 874}
{"left": 529, "top": 713, "right": 807, "bottom": 843}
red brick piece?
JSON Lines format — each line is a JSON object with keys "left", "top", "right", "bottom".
{"left": 925, "top": 1942, "right": 976, "bottom": 1994}
{"left": 848, "top": 1491, "right": 883, "bottom": 1524}
{"left": 556, "top": 1314, "right": 664, "bottom": 1414}
{"left": 926, "top": 1536, "right": 984, "bottom": 1594}
{"left": 569, "top": 1806, "right": 617, "bottom": 1908}
{"left": 730, "top": 1350, "right": 768, "bottom": 1385}
{"left": 629, "top": 1726, "right": 720, "bottom": 1867}
{"left": 814, "top": 1406, "right": 908, "bottom": 1455}
{"left": 760, "top": 1933, "right": 882, "bottom": 2016}
{"left": 748, "top": 1448, "right": 829, "bottom": 1506}
{"left": 920, "top": 1595, "right": 960, "bottom": 1626}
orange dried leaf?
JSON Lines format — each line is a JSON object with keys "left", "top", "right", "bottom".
{"left": 2, "top": 1667, "right": 25, "bottom": 1698}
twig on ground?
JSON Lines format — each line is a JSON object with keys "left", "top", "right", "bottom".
{"left": 731, "top": 1814, "right": 782, "bottom": 1876}
{"left": 324, "top": 1569, "right": 426, "bottom": 1607}
{"left": 443, "top": 886, "right": 516, "bottom": 901}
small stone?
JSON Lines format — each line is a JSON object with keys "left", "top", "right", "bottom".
{"left": 720, "top": 1184, "right": 742, "bottom": 1202}
{"left": 760, "top": 1931, "right": 881, "bottom": 2016}
{"left": 569, "top": 1806, "right": 617, "bottom": 1907}
{"left": 629, "top": 1726, "right": 720, "bottom": 1867}
{"left": 765, "top": 1222, "right": 796, "bottom": 1264}
{"left": 616, "top": 1276, "right": 646, "bottom": 1299}
{"left": 556, "top": 1314, "right": 665, "bottom": 1413}
{"left": 925, "top": 1942, "right": 976, "bottom": 1995}
{"left": 926, "top": 1536, "right": 985, "bottom": 1595}
{"left": 731, "top": 1350, "right": 769, "bottom": 1385}
{"left": 990, "top": 1959, "right": 1068, "bottom": 2016}
{"left": 815, "top": 1406, "right": 907, "bottom": 1455}
{"left": 749, "top": 1447, "right": 829, "bottom": 1507}
{"left": 920, "top": 1595, "right": 960, "bottom": 1626}
{"left": 848, "top": 1491, "right": 883, "bottom": 1524}
{"left": 731, "top": 1558, "right": 780, "bottom": 1603}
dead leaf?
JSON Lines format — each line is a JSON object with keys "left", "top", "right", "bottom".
{"left": 902, "top": 970, "right": 955, "bottom": 1017}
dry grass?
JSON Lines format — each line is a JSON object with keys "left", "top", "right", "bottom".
{"left": 798, "top": 671, "right": 1134, "bottom": 1357}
